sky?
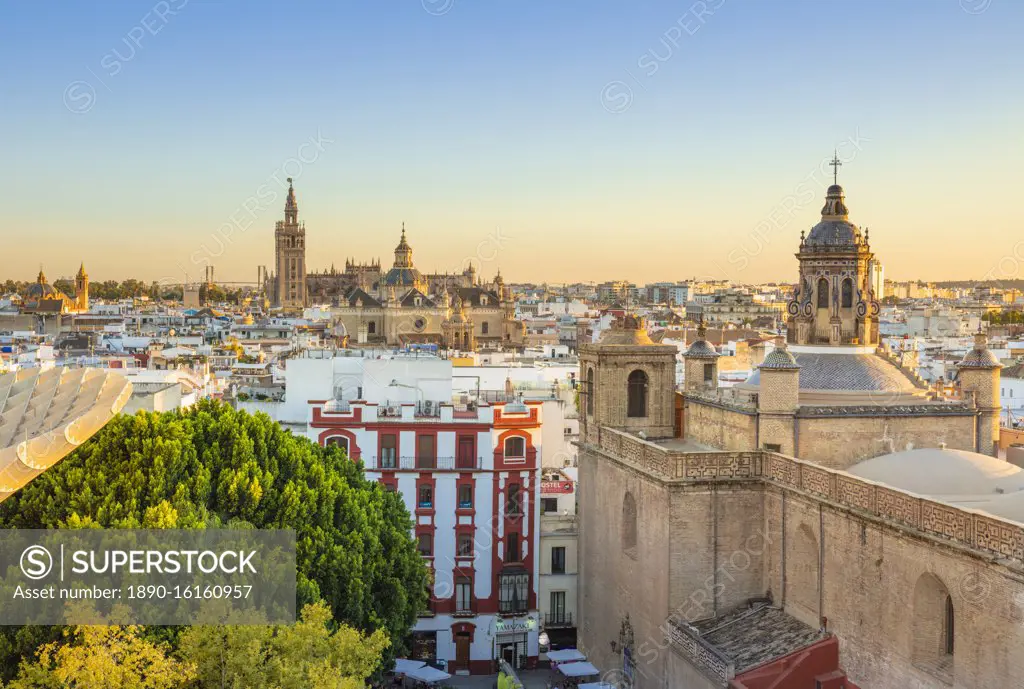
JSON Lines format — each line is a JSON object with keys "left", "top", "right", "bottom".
{"left": 3, "top": 0, "right": 1023, "bottom": 286}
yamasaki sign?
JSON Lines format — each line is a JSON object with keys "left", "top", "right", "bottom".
{"left": 0, "top": 529, "right": 296, "bottom": 625}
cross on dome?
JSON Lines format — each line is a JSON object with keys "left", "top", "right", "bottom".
{"left": 829, "top": 150, "right": 842, "bottom": 185}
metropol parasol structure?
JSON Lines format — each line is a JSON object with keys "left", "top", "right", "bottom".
{"left": 0, "top": 367, "right": 131, "bottom": 503}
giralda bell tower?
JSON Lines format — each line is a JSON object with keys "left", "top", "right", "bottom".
{"left": 274, "top": 177, "right": 306, "bottom": 308}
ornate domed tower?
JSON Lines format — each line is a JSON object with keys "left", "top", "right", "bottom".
{"left": 393, "top": 224, "right": 413, "bottom": 269}
{"left": 382, "top": 224, "right": 428, "bottom": 294}
{"left": 683, "top": 316, "right": 720, "bottom": 395}
{"left": 786, "top": 156, "right": 879, "bottom": 346}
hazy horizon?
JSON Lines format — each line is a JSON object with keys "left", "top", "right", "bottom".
{"left": 5, "top": 0, "right": 1023, "bottom": 286}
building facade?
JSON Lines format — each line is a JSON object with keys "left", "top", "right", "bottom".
{"left": 304, "top": 360, "right": 543, "bottom": 675}
{"left": 538, "top": 465, "right": 578, "bottom": 653}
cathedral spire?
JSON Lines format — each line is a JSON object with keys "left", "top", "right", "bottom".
{"left": 284, "top": 178, "right": 298, "bottom": 224}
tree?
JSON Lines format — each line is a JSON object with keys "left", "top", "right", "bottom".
{"left": 0, "top": 402, "right": 428, "bottom": 679}
{"left": 178, "top": 601, "right": 389, "bottom": 689}
{"left": 7, "top": 625, "right": 195, "bottom": 689}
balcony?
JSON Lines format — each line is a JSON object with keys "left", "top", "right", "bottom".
{"left": 544, "top": 611, "right": 573, "bottom": 627}
{"left": 453, "top": 602, "right": 475, "bottom": 617}
{"left": 375, "top": 456, "right": 483, "bottom": 471}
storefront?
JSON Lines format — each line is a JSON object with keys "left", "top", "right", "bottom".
{"left": 494, "top": 616, "right": 537, "bottom": 670}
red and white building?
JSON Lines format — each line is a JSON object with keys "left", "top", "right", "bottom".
{"left": 303, "top": 356, "right": 543, "bottom": 675}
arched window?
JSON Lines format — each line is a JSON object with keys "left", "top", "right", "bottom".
{"left": 841, "top": 278, "right": 854, "bottom": 308}
{"left": 627, "top": 370, "right": 648, "bottom": 418}
{"left": 586, "top": 367, "right": 594, "bottom": 416}
{"left": 817, "top": 278, "right": 829, "bottom": 308}
{"left": 622, "top": 492, "right": 637, "bottom": 556}
{"left": 505, "top": 436, "right": 526, "bottom": 459}
{"left": 482, "top": 321, "right": 489, "bottom": 335}
{"left": 945, "top": 595, "right": 955, "bottom": 656}
{"left": 324, "top": 436, "right": 349, "bottom": 455}
{"left": 912, "top": 573, "right": 954, "bottom": 679}
{"left": 367, "top": 321, "right": 376, "bottom": 334}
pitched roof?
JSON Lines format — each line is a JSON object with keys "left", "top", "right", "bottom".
{"left": 345, "top": 288, "right": 381, "bottom": 308}
{"left": 456, "top": 287, "right": 500, "bottom": 307}
{"left": 400, "top": 289, "right": 435, "bottom": 308}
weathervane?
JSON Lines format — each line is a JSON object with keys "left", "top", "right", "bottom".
{"left": 829, "top": 150, "right": 842, "bottom": 185}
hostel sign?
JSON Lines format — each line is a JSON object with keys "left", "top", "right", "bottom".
{"left": 541, "top": 480, "right": 574, "bottom": 495}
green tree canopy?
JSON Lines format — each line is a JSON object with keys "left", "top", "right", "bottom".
{"left": 0, "top": 402, "right": 427, "bottom": 679}
{"left": 178, "top": 601, "right": 389, "bottom": 689}
{"left": 7, "top": 624, "right": 195, "bottom": 689}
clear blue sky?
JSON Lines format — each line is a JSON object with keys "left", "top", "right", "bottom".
{"left": 3, "top": 0, "right": 1022, "bottom": 285}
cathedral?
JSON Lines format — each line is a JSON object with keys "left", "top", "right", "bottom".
{"left": 267, "top": 181, "right": 526, "bottom": 349}
{"left": 577, "top": 171, "right": 1023, "bottom": 689}
{"left": 21, "top": 264, "right": 89, "bottom": 315}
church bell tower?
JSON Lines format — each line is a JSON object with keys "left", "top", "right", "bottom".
{"left": 274, "top": 178, "right": 307, "bottom": 309}
{"left": 786, "top": 155, "right": 880, "bottom": 346}
{"left": 74, "top": 262, "right": 89, "bottom": 312}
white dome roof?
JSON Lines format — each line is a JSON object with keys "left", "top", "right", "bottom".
{"left": 848, "top": 448, "right": 1024, "bottom": 498}
{"left": 973, "top": 491, "right": 1024, "bottom": 524}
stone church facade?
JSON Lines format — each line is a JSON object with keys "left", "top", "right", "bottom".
{"left": 577, "top": 179, "right": 1020, "bottom": 689}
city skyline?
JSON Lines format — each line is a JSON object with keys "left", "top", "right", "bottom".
{"left": 5, "top": 0, "right": 1023, "bottom": 285}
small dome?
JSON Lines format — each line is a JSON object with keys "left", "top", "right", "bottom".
{"left": 848, "top": 448, "right": 1024, "bottom": 497}
{"left": 804, "top": 219, "right": 862, "bottom": 247}
{"left": 599, "top": 315, "right": 654, "bottom": 345}
{"left": 382, "top": 267, "right": 424, "bottom": 286}
{"left": 959, "top": 348, "right": 1001, "bottom": 369}
{"left": 803, "top": 184, "right": 864, "bottom": 248}
{"left": 684, "top": 340, "right": 719, "bottom": 358}
{"left": 25, "top": 282, "right": 61, "bottom": 299}
{"left": 958, "top": 332, "right": 1001, "bottom": 369}
{"left": 759, "top": 347, "right": 799, "bottom": 370}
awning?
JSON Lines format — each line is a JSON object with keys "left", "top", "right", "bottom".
{"left": 546, "top": 649, "right": 586, "bottom": 663}
{"left": 557, "top": 661, "right": 600, "bottom": 678}
{"left": 404, "top": 666, "right": 452, "bottom": 684}
{"left": 392, "top": 659, "right": 426, "bottom": 675}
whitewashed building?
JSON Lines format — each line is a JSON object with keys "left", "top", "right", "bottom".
{"left": 293, "top": 355, "right": 544, "bottom": 675}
